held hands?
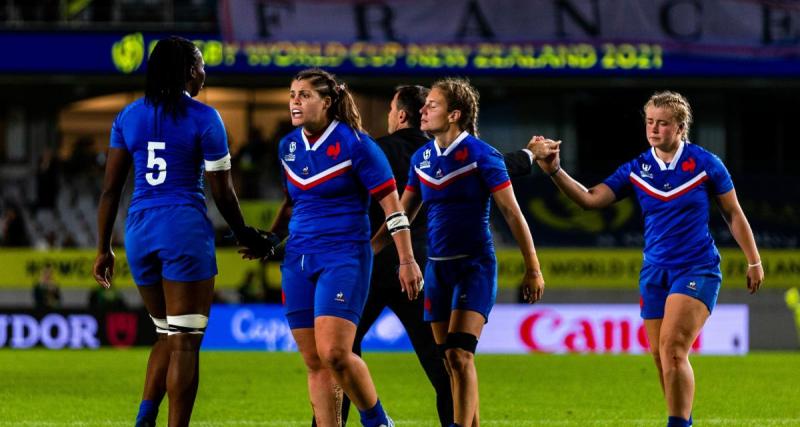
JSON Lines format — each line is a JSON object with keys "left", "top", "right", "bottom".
{"left": 529, "top": 135, "right": 561, "bottom": 175}
{"left": 521, "top": 269, "right": 545, "bottom": 304}
{"left": 527, "top": 135, "right": 561, "bottom": 162}
{"left": 398, "top": 260, "right": 424, "bottom": 301}
{"left": 746, "top": 263, "right": 764, "bottom": 294}
{"left": 235, "top": 226, "right": 282, "bottom": 260}
{"left": 92, "top": 250, "right": 115, "bottom": 289}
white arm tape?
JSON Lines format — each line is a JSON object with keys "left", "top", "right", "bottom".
{"left": 386, "top": 211, "right": 410, "bottom": 235}
{"left": 204, "top": 153, "right": 231, "bottom": 171}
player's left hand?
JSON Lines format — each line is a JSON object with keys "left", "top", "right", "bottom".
{"left": 236, "top": 227, "right": 282, "bottom": 260}
{"left": 527, "top": 135, "right": 561, "bottom": 161}
{"left": 92, "top": 250, "right": 116, "bottom": 289}
{"left": 398, "top": 260, "right": 424, "bottom": 301}
{"left": 746, "top": 263, "right": 763, "bottom": 294}
{"left": 521, "top": 269, "right": 545, "bottom": 303}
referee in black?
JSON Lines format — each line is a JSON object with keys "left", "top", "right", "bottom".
{"left": 303, "top": 85, "right": 542, "bottom": 427}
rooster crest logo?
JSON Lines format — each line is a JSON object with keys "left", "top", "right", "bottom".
{"left": 326, "top": 141, "right": 341, "bottom": 160}
{"left": 335, "top": 291, "right": 345, "bottom": 303}
{"left": 454, "top": 147, "right": 469, "bottom": 162}
{"left": 681, "top": 157, "right": 696, "bottom": 174}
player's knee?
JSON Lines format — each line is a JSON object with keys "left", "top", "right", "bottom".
{"left": 649, "top": 347, "right": 661, "bottom": 363}
{"left": 445, "top": 348, "right": 473, "bottom": 372}
{"left": 317, "top": 345, "right": 350, "bottom": 372}
{"left": 443, "top": 332, "right": 477, "bottom": 372}
{"left": 659, "top": 339, "right": 690, "bottom": 365}
{"left": 298, "top": 349, "right": 325, "bottom": 371}
{"left": 150, "top": 315, "right": 170, "bottom": 335}
{"left": 166, "top": 314, "right": 208, "bottom": 350}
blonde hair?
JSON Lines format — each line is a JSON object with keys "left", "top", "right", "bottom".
{"left": 431, "top": 77, "right": 480, "bottom": 137}
{"left": 644, "top": 91, "right": 693, "bottom": 141}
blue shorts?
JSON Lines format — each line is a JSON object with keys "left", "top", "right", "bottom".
{"left": 639, "top": 262, "right": 722, "bottom": 319}
{"left": 125, "top": 205, "right": 217, "bottom": 286}
{"left": 423, "top": 254, "right": 497, "bottom": 323}
{"left": 280, "top": 242, "right": 372, "bottom": 329}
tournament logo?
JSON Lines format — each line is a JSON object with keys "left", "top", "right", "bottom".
{"left": 419, "top": 149, "right": 432, "bottom": 169}
{"left": 639, "top": 163, "right": 654, "bottom": 179}
{"left": 326, "top": 141, "right": 341, "bottom": 160}
{"left": 681, "top": 157, "right": 696, "bottom": 174}
{"left": 284, "top": 141, "right": 297, "bottom": 162}
{"left": 111, "top": 32, "right": 144, "bottom": 74}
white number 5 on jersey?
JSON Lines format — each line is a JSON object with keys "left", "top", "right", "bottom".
{"left": 146, "top": 141, "right": 167, "bottom": 186}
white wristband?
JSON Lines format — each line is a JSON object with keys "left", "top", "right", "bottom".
{"left": 748, "top": 261, "right": 761, "bottom": 268}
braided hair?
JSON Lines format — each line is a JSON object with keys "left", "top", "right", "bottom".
{"left": 431, "top": 77, "right": 480, "bottom": 136}
{"left": 145, "top": 36, "right": 199, "bottom": 119}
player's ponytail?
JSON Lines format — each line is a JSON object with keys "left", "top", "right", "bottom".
{"left": 645, "top": 91, "right": 693, "bottom": 141}
{"left": 294, "top": 68, "right": 364, "bottom": 133}
{"left": 145, "top": 36, "right": 198, "bottom": 119}
{"left": 432, "top": 77, "right": 480, "bottom": 137}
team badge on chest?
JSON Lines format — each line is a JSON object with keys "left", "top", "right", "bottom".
{"left": 419, "top": 148, "right": 431, "bottom": 169}
{"left": 284, "top": 141, "right": 297, "bottom": 162}
{"left": 640, "top": 163, "right": 653, "bottom": 179}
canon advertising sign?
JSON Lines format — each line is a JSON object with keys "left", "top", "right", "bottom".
{"left": 482, "top": 304, "right": 748, "bottom": 355}
{"left": 203, "top": 304, "right": 748, "bottom": 355}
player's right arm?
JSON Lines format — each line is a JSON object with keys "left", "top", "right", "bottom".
{"left": 202, "top": 109, "right": 277, "bottom": 257}
{"left": 93, "top": 147, "right": 132, "bottom": 288}
{"left": 371, "top": 189, "right": 422, "bottom": 255}
{"left": 536, "top": 142, "right": 616, "bottom": 210}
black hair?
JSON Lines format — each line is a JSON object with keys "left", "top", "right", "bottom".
{"left": 144, "top": 36, "right": 199, "bottom": 119}
{"left": 394, "top": 85, "right": 429, "bottom": 129}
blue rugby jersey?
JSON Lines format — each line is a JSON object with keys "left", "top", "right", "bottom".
{"left": 603, "top": 141, "right": 734, "bottom": 268}
{"left": 109, "top": 95, "right": 229, "bottom": 213}
{"left": 405, "top": 131, "right": 511, "bottom": 258}
{"left": 279, "top": 120, "right": 396, "bottom": 254}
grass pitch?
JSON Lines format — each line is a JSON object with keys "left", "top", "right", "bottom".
{"left": 0, "top": 350, "right": 798, "bottom": 426}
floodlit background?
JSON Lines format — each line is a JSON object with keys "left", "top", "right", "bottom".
{"left": 0, "top": 1, "right": 798, "bottom": 425}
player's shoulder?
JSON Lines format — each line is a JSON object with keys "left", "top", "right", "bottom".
{"left": 332, "top": 122, "right": 376, "bottom": 148}
{"left": 684, "top": 141, "right": 722, "bottom": 163}
{"left": 466, "top": 134, "right": 502, "bottom": 158}
{"left": 116, "top": 97, "right": 147, "bottom": 121}
{"left": 185, "top": 97, "right": 220, "bottom": 119}
{"left": 626, "top": 148, "right": 653, "bottom": 169}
